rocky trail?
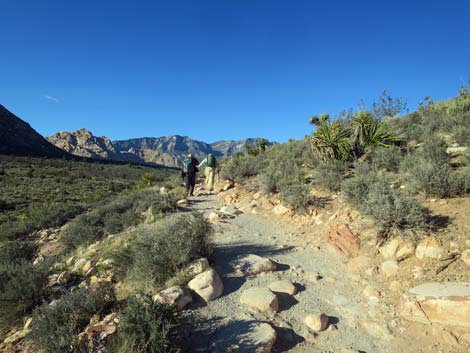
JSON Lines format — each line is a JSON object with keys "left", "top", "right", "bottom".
{"left": 181, "top": 193, "right": 398, "bottom": 353}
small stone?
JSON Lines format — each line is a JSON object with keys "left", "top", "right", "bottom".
{"left": 176, "top": 199, "right": 190, "bottom": 207}
{"left": 23, "top": 318, "right": 33, "bottom": 330}
{"left": 379, "top": 237, "right": 402, "bottom": 259}
{"left": 305, "top": 271, "right": 321, "bottom": 282}
{"left": 220, "top": 206, "right": 242, "bottom": 216}
{"left": 237, "top": 254, "right": 277, "bottom": 275}
{"left": 66, "top": 255, "right": 78, "bottom": 267}
{"left": 268, "top": 280, "right": 298, "bottom": 295}
{"left": 187, "top": 258, "right": 210, "bottom": 276}
{"left": 381, "top": 260, "right": 399, "bottom": 277}
{"left": 253, "top": 192, "right": 262, "bottom": 200}
{"left": 363, "top": 285, "right": 381, "bottom": 300}
{"left": 153, "top": 286, "right": 192, "bottom": 310}
{"left": 389, "top": 280, "right": 402, "bottom": 292}
{"left": 415, "top": 239, "right": 443, "bottom": 259}
{"left": 272, "top": 204, "right": 290, "bottom": 216}
{"left": 303, "top": 313, "right": 329, "bottom": 332}
{"left": 57, "top": 271, "right": 71, "bottom": 285}
{"left": 324, "top": 276, "right": 336, "bottom": 284}
{"left": 188, "top": 268, "right": 224, "bottom": 302}
{"left": 82, "top": 260, "right": 93, "bottom": 274}
{"left": 396, "top": 241, "right": 416, "bottom": 260}
{"left": 365, "top": 266, "right": 379, "bottom": 276}
{"left": 208, "top": 212, "right": 219, "bottom": 222}
{"left": 461, "top": 249, "right": 470, "bottom": 267}
{"left": 240, "top": 287, "right": 279, "bottom": 313}
{"left": 346, "top": 256, "right": 370, "bottom": 272}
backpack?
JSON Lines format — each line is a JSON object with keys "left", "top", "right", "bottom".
{"left": 183, "top": 158, "right": 193, "bottom": 174}
{"left": 207, "top": 154, "right": 216, "bottom": 167}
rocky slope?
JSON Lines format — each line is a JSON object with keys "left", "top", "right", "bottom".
{"left": 0, "top": 105, "right": 69, "bottom": 158}
{"left": 48, "top": 130, "right": 273, "bottom": 168}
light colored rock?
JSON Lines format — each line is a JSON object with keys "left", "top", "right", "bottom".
{"left": 396, "top": 241, "right": 415, "bottom": 260}
{"left": 272, "top": 204, "right": 290, "bottom": 216}
{"left": 82, "top": 260, "right": 94, "bottom": 274}
{"left": 240, "top": 287, "right": 279, "bottom": 313}
{"left": 66, "top": 255, "right": 78, "bottom": 267}
{"left": 389, "top": 280, "right": 402, "bottom": 292}
{"left": 379, "top": 237, "right": 402, "bottom": 259}
{"left": 253, "top": 192, "right": 262, "bottom": 200}
{"left": 461, "top": 249, "right": 470, "bottom": 267}
{"left": 208, "top": 212, "right": 220, "bottom": 222}
{"left": 365, "top": 266, "right": 379, "bottom": 276}
{"left": 415, "top": 239, "right": 443, "bottom": 259}
{"left": 222, "top": 180, "right": 235, "bottom": 191}
{"left": 381, "top": 260, "right": 399, "bottom": 277}
{"left": 159, "top": 186, "right": 168, "bottom": 195}
{"left": 57, "top": 271, "right": 71, "bottom": 285}
{"left": 303, "top": 313, "right": 329, "bottom": 332}
{"left": 23, "top": 317, "right": 33, "bottom": 330}
{"left": 400, "top": 282, "right": 470, "bottom": 328}
{"left": 212, "top": 321, "right": 276, "bottom": 353}
{"left": 359, "top": 320, "right": 393, "bottom": 340}
{"left": 220, "top": 206, "right": 242, "bottom": 216}
{"left": 305, "top": 271, "right": 321, "bottom": 282}
{"left": 176, "top": 199, "right": 190, "bottom": 207}
{"left": 237, "top": 254, "right": 277, "bottom": 275}
{"left": 363, "top": 286, "right": 381, "bottom": 300}
{"left": 346, "top": 256, "right": 370, "bottom": 272}
{"left": 153, "top": 286, "right": 192, "bottom": 310}
{"left": 187, "top": 258, "right": 210, "bottom": 276}
{"left": 268, "top": 280, "right": 297, "bottom": 295}
{"left": 340, "top": 350, "right": 360, "bottom": 353}
{"left": 72, "top": 258, "right": 87, "bottom": 273}
{"left": 188, "top": 268, "right": 224, "bottom": 302}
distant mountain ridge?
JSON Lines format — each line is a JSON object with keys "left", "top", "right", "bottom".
{"left": 0, "top": 105, "right": 69, "bottom": 158}
{"left": 47, "top": 129, "right": 274, "bottom": 168}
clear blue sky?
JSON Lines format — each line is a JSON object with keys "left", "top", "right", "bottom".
{"left": 1, "top": 0, "right": 469, "bottom": 143}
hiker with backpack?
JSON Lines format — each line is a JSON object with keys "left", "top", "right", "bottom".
{"left": 198, "top": 153, "right": 218, "bottom": 192}
{"left": 181, "top": 153, "right": 199, "bottom": 197}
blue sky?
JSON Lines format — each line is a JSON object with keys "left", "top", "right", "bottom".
{"left": 1, "top": 0, "right": 469, "bottom": 143}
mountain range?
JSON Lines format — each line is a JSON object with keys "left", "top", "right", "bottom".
{"left": 0, "top": 104, "right": 272, "bottom": 168}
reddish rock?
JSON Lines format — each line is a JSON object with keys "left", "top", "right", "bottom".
{"left": 325, "top": 223, "right": 360, "bottom": 256}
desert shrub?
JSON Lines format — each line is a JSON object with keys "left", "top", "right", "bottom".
{"left": 108, "top": 295, "right": 179, "bottom": 353}
{"left": 0, "top": 240, "right": 37, "bottom": 265}
{"left": 342, "top": 166, "right": 428, "bottom": 236}
{"left": 0, "top": 260, "right": 49, "bottom": 330}
{"left": 400, "top": 139, "right": 468, "bottom": 197}
{"left": 62, "top": 190, "right": 178, "bottom": 248}
{"left": 112, "top": 213, "right": 212, "bottom": 289}
{"left": 369, "top": 146, "right": 403, "bottom": 172}
{"left": 313, "top": 160, "right": 349, "bottom": 191}
{"left": 30, "top": 284, "right": 115, "bottom": 353}
{"left": 219, "top": 154, "right": 262, "bottom": 182}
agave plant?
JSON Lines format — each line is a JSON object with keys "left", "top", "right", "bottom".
{"left": 310, "top": 114, "right": 351, "bottom": 162}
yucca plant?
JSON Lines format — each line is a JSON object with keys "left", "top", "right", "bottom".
{"left": 310, "top": 114, "right": 351, "bottom": 162}
{"left": 351, "top": 111, "right": 398, "bottom": 158}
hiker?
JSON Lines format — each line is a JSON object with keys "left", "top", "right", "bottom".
{"left": 181, "top": 153, "right": 199, "bottom": 197}
{"left": 198, "top": 153, "right": 218, "bottom": 192}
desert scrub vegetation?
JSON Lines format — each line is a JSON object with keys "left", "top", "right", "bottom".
{"left": 111, "top": 212, "right": 212, "bottom": 291}
{"left": 0, "top": 155, "right": 173, "bottom": 240}
{"left": 342, "top": 163, "right": 429, "bottom": 236}
{"left": 108, "top": 295, "right": 179, "bottom": 353}
{"left": 61, "top": 188, "right": 179, "bottom": 249}
{"left": 29, "top": 284, "right": 115, "bottom": 353}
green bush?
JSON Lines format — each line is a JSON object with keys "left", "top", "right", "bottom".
{"left": 0, "top": 260, "right": 49, "bottom": 330}
{"left": 369, "top": 146, "right": 403, "bottom": 172}
{"left": 30, "top": 285, "right": 115, "bottom": 353}
{"left": 400, "top": 139, "right": 468, "bottom": 197}
{"left": 62, "top": 190, "right": 178, "bottom": 248}
{"left": 342, "top": 166, "right": 429, "bottom": 236}
{"left": 108, "top": 295, "right": 179, "bottom": 353}
{"left": 219, "top": 154, "right": 261, "bottom": 182}
{"left": 0, "top": 240, "right": 38, "bottom": 265}
{"left": 113, "top": 213, "right": 212, "bottom": 289}
{"left": 312, "top": 160, "right": 349, "bottom": 191}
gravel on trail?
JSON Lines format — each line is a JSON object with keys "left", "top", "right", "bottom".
{"left": 182, "top": 193, "right": 397, "bottom": 353}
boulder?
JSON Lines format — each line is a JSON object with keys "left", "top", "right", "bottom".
{"left": 381, "top": 260, "right": 399, "bottom": 277}
{"left": 400, "top": 282, "right": 470, "bottom": 328}
{"left": 72, "top": 258, "right": 88, "bottom": 273}
{"left": 325, "top": 223, "right": 360, "bottom": 256}
{"left": 240, "top": 287, "right": 279, "bottom": 313}
{"left": 211, "top": 320, "right": 276, "bottom": 353}
{"left": 188, "top": 268, "right": 224, "bottom": 302}
{"left": 237, "top": 254, "right": 277, "bottom": 275}
{"left": 187, "top": 258, "right": 210, "bottom": 277}
{"left": 379, "top": 237, "right": 402, "bottom": 259}
{"left": 461, "top": 249, "right": 470, "bottom": 267}
{"left": 415, "top": 239, "right": 443, "bottom": 259}
{"left": 272, "top": 204, "right": 290, "bottom": 216}
{"left": 268, "top": 280, "right": 298, "bottom": 295}
{"left": 208, "top": 212, "right": 220, "bottom": 222}
{"left": 303, "top": 313, "right": 329, "bottom": 332}
{"left": 153, "top": 286, "right": 192, "bottom": 310}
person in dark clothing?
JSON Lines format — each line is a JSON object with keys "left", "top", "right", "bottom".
{"left": 181, "top": 153, "right": 199, "bottom": 197}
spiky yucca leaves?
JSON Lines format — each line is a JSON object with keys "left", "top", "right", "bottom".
{"left": 310, "top": 114, "right": 351, "bottom": 162}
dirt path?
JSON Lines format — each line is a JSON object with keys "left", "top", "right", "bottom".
{"left": 183, "top": 193, "right": 398, "bottom": 353}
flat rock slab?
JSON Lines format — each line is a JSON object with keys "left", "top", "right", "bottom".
{"left": 268, "top": 280, "right": 297, "bottom": 295}
{"left": 400, "top": 282, "right": 470, "bottom": 327}
{"left": 236, "top": 254, "right": 277, "bottom": 275}
{"left": 240, "top": 287, "right": 279, "bottom": 313}
{"left": 153, "top": 286, "right": 192, "bottom": 310}
{"left": 211, "top": 320, "right": 277, "bottom": 353}
{"left": 188, "top": 268, "right": 224, "bottom": 302}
